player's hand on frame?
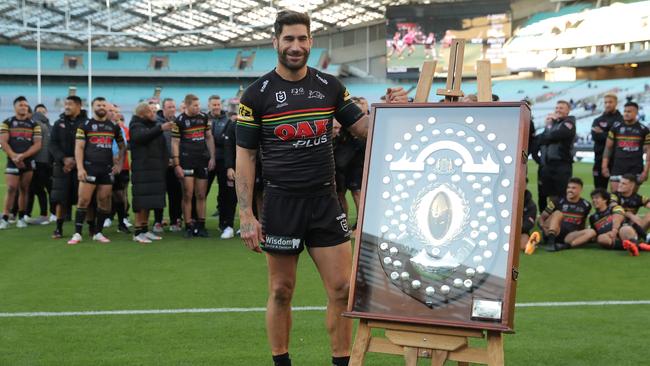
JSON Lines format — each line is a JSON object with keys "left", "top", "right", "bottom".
{"left": 386, "top": 87, "right": 409, "bottom": 103}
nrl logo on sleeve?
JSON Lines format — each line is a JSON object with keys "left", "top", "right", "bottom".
{"left": 275, "top": 91, "right": 287, "bottom": 104}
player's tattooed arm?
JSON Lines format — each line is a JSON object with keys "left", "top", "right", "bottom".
{"left": 601, "top": 138, "right": 614, "bottom": 177}
{"left": 236, "top": 146, "right": 263, "bottom": 253}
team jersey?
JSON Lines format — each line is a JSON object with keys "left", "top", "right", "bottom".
{"left": 589, "top": 204, "right": 624, "bottom": 235}
{"left": 172, "top": 112, "right": 211, "bottom": 159}
{"left": 545, "top": 196, "right": 592, "bottom": 232}
{"left": 0, "top": 117, "right": 41, "bottom": 154}
{"left": 236, "top": 67, "right": 364, "bottom": 191}
{"left": 611, "top": 192, "right": 650, "bottom": 214}
{"left": 76, "top": 118, "right": 124, "bottom": 166}
{"left": 607, "top": 121, "right": 650, "bottom": 170}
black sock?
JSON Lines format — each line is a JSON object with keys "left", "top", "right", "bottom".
{"left": 197, "top": 219, "right": 205, "bottom": 230}
{"left": 56, "top": 219, "right": 64, "bottom": 232}
{"left": 2, "top": 214, "right": 8, "bottom": 221}
{"left": 95, "top": 210, "right": 110, "bottom": 235}
{"left": 142, "top": 225, "right": 149, "bottom": 234}
{"left": 332, "top": 356, "right": 350, "bottom": 366}
{"left": 154, "top": 209, "right": 163, "bottom": 224}
{"left": 272, "top": 353, "right": 291, "bottom": 366}
{"left": 75, "top": 208, "right": 88, "bottom": 235}
{"left": 612, "top": 239, "right": 623, "bottom": 250}
{"left": 116, "top": 203, "right": 126, "bottom": 225}
{"left": 185, "top": 222, "right": 194, "bottom": 231}
{"left": 87, "top": 219, "right": 96, "bottom": 235}
{"left": 18, "top": 211, "right": 27, "bottom": 220}
{"left": 135, "top": 226, "right": 145, "bottom": 236}
{"left": 547, "top": 233, "right": 556, "bottom": 247}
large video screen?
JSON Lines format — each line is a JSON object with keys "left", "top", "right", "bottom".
{"left": 386, "top": 3, "right": 511, "bottom": 78}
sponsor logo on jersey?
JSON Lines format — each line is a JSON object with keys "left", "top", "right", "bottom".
{"left": 308, "top": 90, "right": 325, "bottom": 99}
{"left": 260, "top": 79, "right": 269, "bottom": 93}
{"left": 343, "top": 88, "right": 351, "bottom": 101}
{"left": 316, "top": 73, "right": 328, "bottom": 85}
{"left": 92, "top": 124, "right": 98, "bottom": 131}
{"left": 239, "top": 103, "right": 253, "bottom": 118}
{"left": 291, "top": 87, "right": 304, "bottom": 96}
{"left": 275, "top": 91, "right": 287, "bottom": 104}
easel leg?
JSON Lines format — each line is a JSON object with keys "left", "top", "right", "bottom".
{"left": 404, "top": 346, "right": 418, "bottom": 366}
{"left": 431, "top": 350, "right": 449, "bottom": 366}
{"left": 349, "top": 320, "right": 371, "bottom": 366}
{"left": 487, "top": 331, "right": 504, "bottom": 366}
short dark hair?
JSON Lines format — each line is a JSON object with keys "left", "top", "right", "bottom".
{"left": 568, "top": 177, "right": 583, "bottom": 187}
{"left": 13, "top": 96, "right": 27, "bottom": 105}
{"left": 92, "top": 96, "right": 106, "bottom": 105}
{"left": 34, "top": 103, "right": 47, "bottom": 111}
{"left": 162, "top": 98, "right": 175, "bottom": 107}
{"left": 557, "top": 100, "right": 571, "bottom": 108}
{"left": 274, "top": 10, "right": 310, "bottom": 37}
{"left": 184, "top": 94, "right": 198, "bottom": 106}
{"left": 590, "top": 188, "right": 610, "bottom": 201}
{"left": 66, "top": 95, "right": 82, "bottom": 105}
{"left": 621, "top": 173, "right": 638, "bottom": 184}
{"left": 208, "top": 95, "right": 221, "bottom": 102}
{"left": 625, "top": 101, "right": 639, "bottom": 110}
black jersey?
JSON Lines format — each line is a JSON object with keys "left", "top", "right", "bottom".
{"left": 0, "top": 116, "right": 41, "bottom": 153}
{"left": 236, "top": 67, "right": 364, "bottom": 191}
{"left": 76, "top": 119, "right": 124, "bottom": 166}
{"left": 545, "top": 196, "right": 592, "bottom": 232}
{"left": 172, "top": 112, "right": 211, "bottom": 159}
{"left": 589, "top": 204, "right": 624, "bottom": 235}
{"left": 611, "top": 192, "right": 650, "bottom": 214}
{"left": 607, "top": 121, "right": 650, "bottom": 172}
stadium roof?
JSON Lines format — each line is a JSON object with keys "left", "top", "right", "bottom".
{"left": 0, "top": 0, "right": 419, "bottom": 48}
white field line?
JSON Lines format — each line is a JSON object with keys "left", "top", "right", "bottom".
{"left": 1, "top": 301, "right": 650, "bottom": 318}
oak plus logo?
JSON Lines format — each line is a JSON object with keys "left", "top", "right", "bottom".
{"left": 273, "top": 119, "right": 329, "bottom": 148}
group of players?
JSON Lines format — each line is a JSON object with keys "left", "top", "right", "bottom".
{"left": 522, "top": 95, "right": 650, "bottom": 256}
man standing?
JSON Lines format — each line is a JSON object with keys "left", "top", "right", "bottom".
{"left": 206, "top": 95, "right": 237, "bottom": 239}
{"left": 67, "top": 97, "right": 125, "bottom": 244}
{"left": 591, "top": 94, "right": 622, "bottom": 189}
{"left": 156, "top": 98, "right": 182, "bottom": 232}
{"left": 26, "top": 110, "right": 54, "bottom": 224}
{"left": 50, "top": 96, "right": 87, "bottom": 238}
{"left": 601, "top": 102, "right": 650, "bottom": 192}
{"left": 537, "top": 100, "right": 576, "bottom": 211}
{"left": 129, "top": 103, "right": 174, "bottom": 243}
{"left": 171, "top": 94, "right": 216, "bottom": 238}
{"left": 235, "top": 11, "right": 407, "bottom": 366}
{"left": 538, "top": 177, "right": 591, "bottom": 252}
{"left": 0, "top": 96, "right": 42, "bottom": 229}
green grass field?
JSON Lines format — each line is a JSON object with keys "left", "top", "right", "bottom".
{"left": 1, "top": 160, "right": 649, "bottom": 365}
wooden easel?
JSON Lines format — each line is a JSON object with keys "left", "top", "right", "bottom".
{"left": 349, "top": 40, "right": 504, "bottom": 366}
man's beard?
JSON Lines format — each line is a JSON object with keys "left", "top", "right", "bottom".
{"left": 95, "top": 109, "right": 107, "bottom": 118}
{"left": 278, "top": 48, "right": 309, "bottom": 71}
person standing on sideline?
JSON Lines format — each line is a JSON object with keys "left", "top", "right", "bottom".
{"left": 26, "top": 110, "right": 54, "bottom": 224}
{"left": 67, "top": 97, "right": 125, "bottom": 244}
{"left": 129, "top": 103, "right": 174, "bottom": 243}
{"left": 591, "top": 94, "right": 622, "bottom": 189}
{"left": 537, "top": 100, "right": 576, "bottom": 211}
{"left": 0, "top": 96, "right": 42, "bottom": 229}
{"left": 49, "top": 96, "right": 87, "bottom": 239}
{"left": 155, "top": 98, "right": 183, "bottom": 232}
{"left": 235, "top": 11, "right": 408, "bottom": 366}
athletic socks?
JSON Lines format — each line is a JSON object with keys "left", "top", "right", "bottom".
{"left": 74, "top": 208, "right": 88, "bottom": 235}
{"left": 154, "top": 209, "right": 163, "bottom": 224}
{"left": 2, "top": 214, "right": 8, "bottom": 222}
{"left": 87, "top": 219, "right": 97, "bottom": 236}
{"left": 96, "top": 210, "right": 110, "bottom": 235}
{"left": 18, "top": 211, "right": 26, "bottom": 220}
{"left": 115, "top": 203, "right": 126, "bottom": 224}
{"left": 332, "top": 356, "right": 350, "bottom": 366}
{"left": 612, "top": 239, "right": 623, "bottom": 250}
{"left": 56, "top": 219, "right": 64, "bottom": 232}
{"left": 546, "top": 233, "right": 557, "bottom": 248}
{"left": 196, "top": 219, "right": 205, "bottom": 230}
{"left": 135, "top": 226, "right": 147, "bottom": 236}
{"left": 272, "top": 353, "right": 291, "bottom": 366}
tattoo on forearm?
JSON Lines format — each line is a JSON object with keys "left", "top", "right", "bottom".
{"left": 235, "top": 177, "right": 250, "bottom": 211}
{"left": 603, "top": 146, "right": 612, "bottom": 158}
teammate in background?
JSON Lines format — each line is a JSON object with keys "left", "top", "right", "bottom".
{"left": 50, "top": 96, "right": 87, "bottom": 238}
{"left": 585, "top": 188, "right": 635, "bottom": 250}
{"left": 67, "top": 97, "right": 126, "bottom": 245}
{"left": 106, "top": 103, "right": 131, "bottom": 233}
{"left": 424, "top": 32, "right": 437, "bottom": 59}
{"left": 235, "top": 11, "right": 408, "bottom": 366}
{"left": 522, "top": 189, "right": 539, "bottom": 254}
{"left": 537, "top": 100, "right": 576, "bottom": 211}
{"left": 602, "top": 102, "right": 650, "bottom": 192}
{"left": 0, "top": 96, "right": 42, "bottom": 229}
{"left": 610, "top": 174, "right": 650, "bottom": 248}
{"left": 538, "top": 177, "right": 591, "bottom": 252}
{"left": 155, "top": 98, "right": 183, "bottom": 232}
{"left": 26, "top": 109, "right": 54, "bottom": 224}
{"left": 171, "top": 94, "right": 216, "bottom": 238}
{"left": 398, "top": 29, "right": 416, "bottom": 59}
{"left": 387, "top": 31, "right": 401, "bottom": 60}
{"left": 591, "top": 94, "right": 622, "bottom": 189}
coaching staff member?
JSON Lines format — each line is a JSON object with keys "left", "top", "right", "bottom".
{"left": 591, "top": 93, "right": 622, "bottom": 189}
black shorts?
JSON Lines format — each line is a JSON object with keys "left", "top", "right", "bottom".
{"left": 84, "top": 163, "right": 114, "bottom": 185}
{"left": 180, "top": 155, "right": 209, "bottom": 180}
{"left": 335, "top": 164, "right": 363, "bottom": 193}
{"left": 611, "top": 163, "right": 643, "bottom": 178}
{"left": 5, "top": 158, "right": 35, "bottom": 175}
{"left": 112, "top": 170, "right": 130, "bottom": 190}
{"left": 261, "top": 189, "right": 352, "bottom": 254}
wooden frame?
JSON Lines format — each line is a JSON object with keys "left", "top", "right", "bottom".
{"left": 344, "top": 101, "right": 530, "bottom": 332}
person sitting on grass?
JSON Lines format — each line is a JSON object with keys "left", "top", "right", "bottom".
{"left": 611, "top": 174, "right": 650, "bottom": 239}
{"left": 538, "top": 177, "right": 591, "bottom": 252}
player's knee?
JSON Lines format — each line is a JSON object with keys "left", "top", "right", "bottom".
{"left": 195, "top": 192, "right": 206, "bottom": 201}
{"left": 329, "top": 280, "right": 350, "bottom": 304}
{"left": 6, "top": 184, "right": 18, "bottom": 195}
{"left": 269, "top": 282, "right": 295, "bottom": 306}
{"left": 182, "top": 190, "right": 193, "bottom": 201}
